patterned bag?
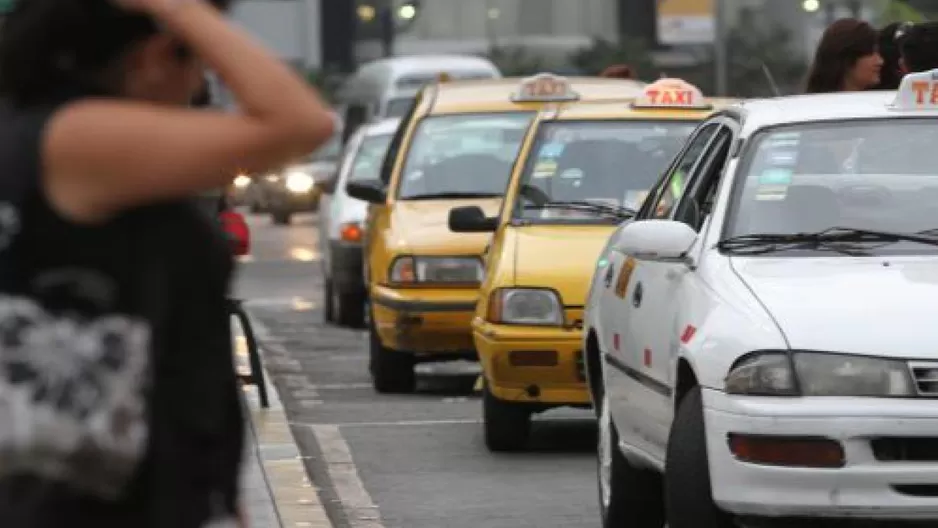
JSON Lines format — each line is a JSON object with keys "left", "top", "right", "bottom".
{"left": 0, "top": 202, "right": 157, "bottom": 500}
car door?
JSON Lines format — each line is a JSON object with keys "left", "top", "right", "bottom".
{"left": 603, "top": 122, "right": 720, "bottom": 459}
{"left": 641, "top": 122, "right": 737, "bottom": 449}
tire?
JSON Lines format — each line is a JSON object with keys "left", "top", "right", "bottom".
{"left": 334, "top": 286, "right": 366, "bottom": 328}
{"left": 272, "top": 209, "right": 291, "bottom": 225}
{"left": 368, "top": 320, "right": 415, "bottom": 394}
{"left": 482, "top": 383, "right": 531, "bottom": 452}
{"left": 323, "top": 278, "right": 336, "bottom": 323}
{"left": 665, "top": 386, "right": 736, "bottom": 528}
{"left": 597, "top": 392, "right": 664, "bottom": 528}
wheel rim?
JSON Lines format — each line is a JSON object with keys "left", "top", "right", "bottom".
{"left": 598, "top": 394, "right": 613, "bottom": 511}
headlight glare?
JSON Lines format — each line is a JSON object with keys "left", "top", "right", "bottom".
{"left": 285, "top": 171, "right": 314, "bottom": 193}
{"left": 490, "top": 288, "right": 563, "bottom": 326}
{"left": 389, "top": 256, "right": 483, "bottom": 284}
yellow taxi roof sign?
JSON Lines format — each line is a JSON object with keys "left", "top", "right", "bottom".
{"left": 891, "top": 68, "right": 938, "bottom": 110}
{"left": 632, "top": 78, "right": 710, "bottom": 110}
{"left": 511, "top": 73, "right": 580, "bottom": 103}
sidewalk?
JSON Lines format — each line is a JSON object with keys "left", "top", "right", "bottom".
{"left": 235, "top": 325, "right": 333, "bottom": 528}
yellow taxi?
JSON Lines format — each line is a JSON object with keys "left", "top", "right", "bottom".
{"left": 447, "top": 78, "right": 738, "bottom": 450}
{"left": 345, "top": 73, "right": 648, "bottom": 394}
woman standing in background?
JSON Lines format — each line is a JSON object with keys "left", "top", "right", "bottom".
{"left": 805, "top": 18, "right": 883, "bottom": 93}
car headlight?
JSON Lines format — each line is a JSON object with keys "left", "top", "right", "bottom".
{"left": 234, "top": 174, "right": 251, "bottom": 188}
{"left": 488, "top": 288, "right": 563, "bottom": 326}
{"left": 725, "top": 351, "right": 915, "bottom": 397}
{"left": 388, "top": 256, "right": 483, "bottom": 285}
{"left": 285, "top": 171, "right": 314, "bottom": 193}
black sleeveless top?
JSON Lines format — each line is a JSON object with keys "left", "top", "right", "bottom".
{"left": 0, "top": 99, "right": 244, "bottom": 526}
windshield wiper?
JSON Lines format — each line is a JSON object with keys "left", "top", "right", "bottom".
{"left": 403, "top": 192, "right": 502, "bottom": 200}
{"left": 523, "top": 200, "right": 636, "bottom": 220}
{"left": 717, "top": 227, "right": 938, "bottom": 256}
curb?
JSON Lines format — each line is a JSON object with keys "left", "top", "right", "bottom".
{"left": 236, "top": 315, "right": 334, "bottom": 528}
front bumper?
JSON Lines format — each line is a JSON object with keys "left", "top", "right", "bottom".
{"left": 270, "top": 187, "right": 321, "bottom": 212}
{"left": 370, "top": 285, "right": 478, "bottom": 358}
{"left": 473, "top": 321, "right": 589, "bottom": 406}
{"left": 703, "top": 388, "right": 938, "bottom": 520}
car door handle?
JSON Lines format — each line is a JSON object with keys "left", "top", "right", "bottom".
{"left": 632, "top": 282, "right": 643, "bottom": 308}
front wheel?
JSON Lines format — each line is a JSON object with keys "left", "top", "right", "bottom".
{"left": 271, "top": 209, "right": 292, "bottom": 225}
{"left": 482, "top": 383, "right": 531, "bottom": 452}
{"left": 368, "top": 320, "right": 415, "bottom": 394}
{"left": 597, "top": 392, "right": 664, "bottom": 527}
{"left": 665, "top": 386, "right": 736, "bottom": 528}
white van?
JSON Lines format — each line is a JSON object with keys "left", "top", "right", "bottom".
{"left": 337, "top": 54, "right": 501, "bottom": 143}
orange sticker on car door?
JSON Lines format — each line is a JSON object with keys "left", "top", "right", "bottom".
{"left": 614, "top": 257, "right": 636, "bottom": 298}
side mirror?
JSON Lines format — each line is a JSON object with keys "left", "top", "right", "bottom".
{"left": 346, "top": 180, "right": 387, "bottom": 204}
{"left": 614, "top": 219, "right": 697, "bottom": 263}
{"left": 449, "top": 205, "right": 498, "bottom": 233}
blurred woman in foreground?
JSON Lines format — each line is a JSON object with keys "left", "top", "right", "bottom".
{"left": 805, "top": 18, "right": 883, "bottom": 93}
{"left": 0, "top": 0, "right": 334, "bottom": 526}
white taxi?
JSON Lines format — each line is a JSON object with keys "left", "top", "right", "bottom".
{"left": 583, "top": 69, "right": 938, "bottom": 527}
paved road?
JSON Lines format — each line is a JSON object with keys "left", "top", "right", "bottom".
{"left": 236, "top": 211, "right": 602, "bottom": 528}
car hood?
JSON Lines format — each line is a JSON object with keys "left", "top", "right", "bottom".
{"left": 731, "top": 256, "right": 938, "bottom": 359}
{"left": 387, "top": 198, "right": 502, "bottom": 254}
{"left": 512, "top": 225, "right": 614, "bottom": 305}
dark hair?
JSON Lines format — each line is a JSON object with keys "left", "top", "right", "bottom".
{"left": 0, "top": 0, "right": 232, "bottom": 105}
{"left": 900, "top": 22, "right": 938, "bottom": 73}
{"left": 874, "top": 22, "right": 903, "bottom": 90}
{"left": 599, "top": 64, "right": 634, "bottom": 79}
{"left": 804, "top": 18, "right": 878, "bottom": 94}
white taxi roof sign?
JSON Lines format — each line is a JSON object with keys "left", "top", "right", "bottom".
{"left": 890, "top": 68, "right": 938, "bottom": 110}
{"left": 631, "top": 78, "right": 710, "bottom": 110}
{"left": 511, "top": 73, "right": 580, "bottom": 103}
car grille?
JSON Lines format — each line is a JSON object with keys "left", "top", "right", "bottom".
{"left": 909, "top": 361, "right": 938, "bottom": 396}
{"left": 871, "top": 437, "right": 938, "bottom": 462}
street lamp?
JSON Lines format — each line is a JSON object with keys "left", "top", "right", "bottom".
{"left": 802, "top": 0, "right": 821, "bottom": 13}
{"left": 375, "top": 0, "right": 421, "bottom": 57}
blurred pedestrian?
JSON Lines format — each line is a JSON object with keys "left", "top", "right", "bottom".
{"left": 898, "top": 22, "right": 938, "bottom": 74}
{"left": 873, "top": 22, "right": 903, "bottom": 89}
{"left": 599, "top": 64, "right": 635, "bottom": 79}
{"left": 0, "top": 0, "right": 334, "bottom": 527}
{"left": 805, "top": 18, "right": 883, "bottom": 93}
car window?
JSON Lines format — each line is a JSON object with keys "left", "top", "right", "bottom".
{"left": 348, "top": 134, "right": 394, "bottom": 183}
{"left": 513, "top": 120, "right": 697, "bottom": 222}
{"left": 397, "top": 112, "right": 535, "bottom": 199}
{"left": 726, "top": 118, "right": 938, "bottom": 254}
{"left": 650, "top": 124, "right": 719, "bottom": 219}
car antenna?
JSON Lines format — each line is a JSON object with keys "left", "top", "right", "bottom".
{"left": 761, "top": 62, "right": 782, "bottom": 97}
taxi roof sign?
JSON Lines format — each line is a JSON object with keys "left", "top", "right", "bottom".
{"left": 631, "top": 78, "right": 710, "bottom": 110}
{"left": 890, "top": 68, "right": 938, "bottom": 110}
{"left": 511, "top": 73, "right": 580, "bottom": 103}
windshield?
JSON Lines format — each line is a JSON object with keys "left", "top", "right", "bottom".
{"left": 310, "top": 134, "right": 342, "bottom": 163}
{"left": 726, "top": 119, "right": 938, "bottom": 254}
{"left": 513, "top": 120, "right": 697, "bottom": 222}
{"left": 397, "top": 112, "right": 535, "bottom": 200}
{"left": 385, "top": 97, "right": 415, "bottom": 118}
{"left": 349, "top": 134, "right": 393, "bottom": 183}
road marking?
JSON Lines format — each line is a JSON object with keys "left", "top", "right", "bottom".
{"left": 311, "top": 424, "right": 385, "bottom": 528}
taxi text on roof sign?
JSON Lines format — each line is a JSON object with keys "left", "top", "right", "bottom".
{"left": 511, "top": 73, "right": 580, "bottom": 103}
{"left": 632, "top": 78, "right": 710, "bottom": 110}
{"left": 891, "top": 68, "right": 938, "bottom": 109}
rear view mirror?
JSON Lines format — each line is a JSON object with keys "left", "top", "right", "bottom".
{"left": 449, "top": 206, "right": 498, "bottom": 233}
{"left": 346, "top": 180, "right": 387, "bottom": 204}
{"left": 614, "top": 219, "right": 697, "bottom": 263}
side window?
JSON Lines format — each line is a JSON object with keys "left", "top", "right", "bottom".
{"left": 648, "top": 124, "right": 719, "bottom": 219}
{"left": 673, "top": 126, "right": 735, "bottom": 231}
{"left": 378, "top": 97, "right": 420, "bottom": 186}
